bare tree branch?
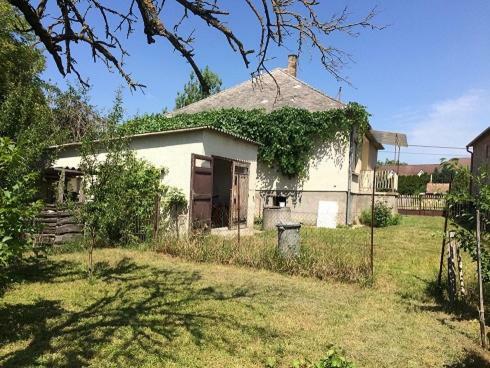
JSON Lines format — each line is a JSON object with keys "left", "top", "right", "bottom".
{"left": 7, "top": 0, "right": 383, "bottom": 92}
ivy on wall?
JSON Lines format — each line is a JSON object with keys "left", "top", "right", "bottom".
{"left": 121, "top": 103, "right": 370, "bottom": 178}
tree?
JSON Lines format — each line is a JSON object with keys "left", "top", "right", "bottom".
{"left": 377, "top": 158, "right": 408, "bottom": 166}
{"left": 0, "top": 137, "right": 44, "bottom": 269}
{"left": 0, "top": 0, "right": 45, "bottom": 104}
{"left": 175, "top": 66, "right": 222, "bottom": 109}
{"left": 77, "top": 92, "right": 163, "bottom": 276}
{"left": 7, "top": 0, "right": 382, "bottom": 92}
{"left": 51, "top": 84, "right": 105, "bottom": 142}
{"left": 398, "top": 174, "right": 430, "bottom": 195}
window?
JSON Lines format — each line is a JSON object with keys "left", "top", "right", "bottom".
{"left": 273, "top": 196, "right": 287, "bottom": 207}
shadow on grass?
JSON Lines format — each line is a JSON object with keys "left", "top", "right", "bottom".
{"left": 397, "top": 275, "right": 481, "bottom": 323}
{"left": 0, "top": 257, "right": 272, "bottom": 367}
{"left": 445, "top": 349, "right": 490, "bottom": 367}
{"left": 0, "top": 257, "right": 85, "bottom": 297}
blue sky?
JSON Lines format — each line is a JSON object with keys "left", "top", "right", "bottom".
{"left": 41, "top": 0, "right": 490, "bottom": 164}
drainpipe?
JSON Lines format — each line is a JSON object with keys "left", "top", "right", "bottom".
{"left": 346, "top": 128, "right": 355, "bottom": 225}
{"left": 467, "top": 145, "right": 474, "bottom": 194}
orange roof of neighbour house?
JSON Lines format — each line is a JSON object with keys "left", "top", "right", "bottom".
{"left": 379, "top": 157, "right": 471, "bottom": 176}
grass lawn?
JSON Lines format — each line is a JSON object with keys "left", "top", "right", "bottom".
{"left": 1, "top": 216, "right": 490, "bottom": 367}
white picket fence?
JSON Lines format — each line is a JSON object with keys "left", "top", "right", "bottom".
{"left": 359, "top": 170, "right": 398, "bottom": 193}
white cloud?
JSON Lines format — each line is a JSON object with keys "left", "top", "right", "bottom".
{"left": 378, "top": 90, "right": 490, "bottom": 164}
{"left": 410, "top": 89, "right": 489, "bottom": 147}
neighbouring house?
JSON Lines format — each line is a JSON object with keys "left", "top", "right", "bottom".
{"left": 467, "top": 127, "right": 490, "bottom": 189}
{"left": 49, "top": 127, "right": 259, "bottom": 233}
{"left": 166, "top": 55, "right": 404, "bottom": 225}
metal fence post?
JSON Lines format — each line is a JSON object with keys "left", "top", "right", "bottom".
{"left": 476, "top": 209, "right": 488, "bottom": 349}
{"left": 370, "top": 167, "right": 376, "bottom": 277}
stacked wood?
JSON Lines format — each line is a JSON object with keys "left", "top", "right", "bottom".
{"left": 34, "top": 206, "right": 83, "bottom": 245}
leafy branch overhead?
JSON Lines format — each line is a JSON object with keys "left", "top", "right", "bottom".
{"left": 122, "top": 103, "right": 370, "bottom": 177}
{"left": 7, "top": 0, "right": 382, "bottom": 92}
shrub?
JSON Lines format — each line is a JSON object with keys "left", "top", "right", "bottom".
{"left": 0, "top": 138, "right": 43, "bottom": 268}
{"left": 360, "top": 201, "right": 400, "bottom": 228}
{"left": 267, "top": 346, "right": 356, "bottom": 368}
{"left": 398, "top": 174, "right": 430, "bottom": 195}
{"left": 78, "top": 149, "right": 163, "bottom": 247}
{"left": 160, "top": 186, "right": 188, "bottom": 233}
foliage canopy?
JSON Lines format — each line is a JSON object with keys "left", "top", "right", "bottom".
{"left": 446, "top": 165, "right": 490, "bottom": 281}
{"left": 175, "top": 66, "right": 222, "bottom": 109}
{"left": 0, "top": 137, "right": 43, "bottom": 268}
{"left": 123, "top": 103, "right": 370, "bottom": 178}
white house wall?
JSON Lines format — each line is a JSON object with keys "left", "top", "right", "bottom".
{"left": 53, "top": 129, "right": 259, "bottom": 229}
{"left": 256, "top": 141, "right": 350, "bottom": 192}
{"left": 54, "top": 130, "right": 205, "bottom": 201}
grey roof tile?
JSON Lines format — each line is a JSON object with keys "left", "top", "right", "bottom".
{"left": 168, "top": 68, "right": 344, "bottom": 116}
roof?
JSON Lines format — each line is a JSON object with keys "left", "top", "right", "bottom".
{"left": 379, "top": 157, "right": 471, "bottom": 176}
{"left": 167, "top": 68, "right": 344, "bottom": 116}
{"left": 370, "top": 130, "right": 408, "bottom": 147}
{"left": 467, "top": 126, "right": 490, "bottom": 147}
{"left": 52, "top": 126, "right": 260, "bottom": 149}
{"left": 366, "top": 130, "right": 384, "bottom": 150}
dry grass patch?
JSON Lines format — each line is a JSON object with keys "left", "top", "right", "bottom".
{"left": 154, "top": 226, "right": 371, "bottom": 283}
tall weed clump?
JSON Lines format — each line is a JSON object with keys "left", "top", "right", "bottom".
{"left": 154, "top": 227, "right": 370, "bottom": 283}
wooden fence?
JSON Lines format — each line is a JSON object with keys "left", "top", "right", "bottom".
{"left": 359, "top": 170, "right": 398, "bottom": 193}
{"left": 398, "top": 194, "right": 446, "bottom": 216}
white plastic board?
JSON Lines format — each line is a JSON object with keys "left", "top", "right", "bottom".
{"left": 316, "top": 201, "right": 338, "bottom": 228}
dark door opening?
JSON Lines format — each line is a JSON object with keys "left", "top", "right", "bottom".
{"left": 230, "top": 162, "right": 249, "bottom": 227}
{"left": 211, "top": 157, "right": 232, "bottom": 228}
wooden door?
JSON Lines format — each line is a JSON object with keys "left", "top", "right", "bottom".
{"left": 230, "top": 162, "right": 249, "bottom": 226}
{"left": 190, "top": 154, "right": 213, "bottom": 230}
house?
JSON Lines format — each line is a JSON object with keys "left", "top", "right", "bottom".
{"left": 50, "top": 126, "right": 259, "bottom": 231}
{"left": 49, "top": 56, "right": 404, "bottom": 229}
{"left": 167, "top": 55, "right": 403, "bottom": 225}
{"left": 467, "top": 127, "right": 490, "bottom": 191}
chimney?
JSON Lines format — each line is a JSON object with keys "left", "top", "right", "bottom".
{"left": 287, "top": 54, "right": 298, "bottom": 77}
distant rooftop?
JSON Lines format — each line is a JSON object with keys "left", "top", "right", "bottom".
{"left": 379, "top": 157, "right": 471, "bottom": 176}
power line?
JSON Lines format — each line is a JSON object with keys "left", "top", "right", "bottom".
{"left": 407, "top": 144, "right": 467, "bottom": 150}
{"left": 383, "top": 151, "right": 468, "bottom": 156}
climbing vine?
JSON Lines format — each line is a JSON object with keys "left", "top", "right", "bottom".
{"left": 122, "top": 103, "right": 370, "bottom": 177}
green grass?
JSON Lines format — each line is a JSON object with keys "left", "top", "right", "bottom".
{"left": 1, "top": 216, "right": 490, "bottom": 367}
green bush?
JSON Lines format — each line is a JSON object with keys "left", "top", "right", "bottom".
{"left": 360, "top": 201, "right": 400, "bottom": 228}
{"left": 266, "top": 346, "right": 356, "bottom": 368}
{"left": 398, "top": 174, "right": 430, "bottom": 195}
{"left": 78, "top": 149, "right": 163, "bottom": 246}
{"left": 0, "top": 138, "right": 43, "bottom": 268}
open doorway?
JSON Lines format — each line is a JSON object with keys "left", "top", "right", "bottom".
{"left": 211, "top": 157, "right": 232, "bottom": 228}
{"left": 190, "top": 154, "right": 250, "bottom": 231}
